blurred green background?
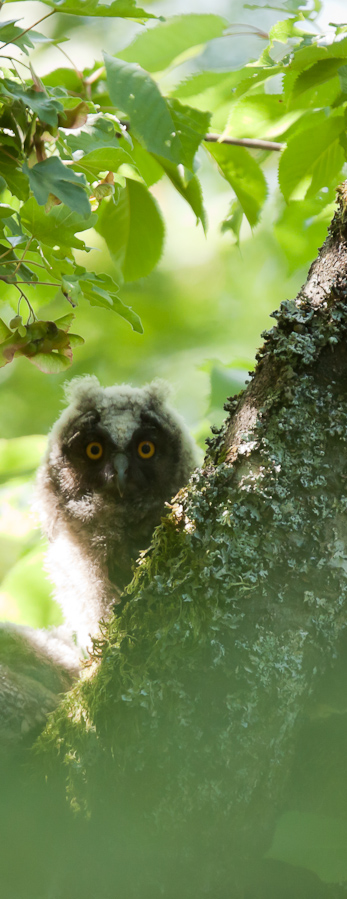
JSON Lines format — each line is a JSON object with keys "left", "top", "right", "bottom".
{"left": 0, "top": 0, "right": 342, "bottom": 628}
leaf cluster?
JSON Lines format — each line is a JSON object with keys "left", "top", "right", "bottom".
{"left": 0, "top": 0, "right": 347, "bottom": 368}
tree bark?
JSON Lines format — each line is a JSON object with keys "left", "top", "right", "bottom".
{"left": 3, "top": 189, "right": 347, "bottom": 898}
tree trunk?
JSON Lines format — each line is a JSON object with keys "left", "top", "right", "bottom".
{"left": 3, "top": 190, "right": 347, "bottom": 898}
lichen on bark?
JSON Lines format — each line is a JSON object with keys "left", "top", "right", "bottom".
{"left": 33, "top": 188, "right": 347, "bottom": 897}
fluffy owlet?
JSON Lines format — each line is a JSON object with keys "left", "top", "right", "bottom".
{"left": 0, "top": 377, "right": 198, "bottom": 746}
{"left": 37, "top": 376, "right": 198, "bottom": 651}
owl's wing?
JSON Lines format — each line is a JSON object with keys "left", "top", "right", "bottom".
{"left": 0, "top": 622, "right": 80, "bottom": 751}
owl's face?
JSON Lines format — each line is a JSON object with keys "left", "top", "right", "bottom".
{"left": 40, "top": 378, "right": 198, "bottom": 559}
{"left": 59, "top": 406, "right": 182, "bottom": 507}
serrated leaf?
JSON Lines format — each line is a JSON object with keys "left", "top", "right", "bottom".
{"left": 279, "top": 115, "right": 345, "bottom": 201}
{"left": 73, "top": 147, "right": 132, "bottom": 180}
{"left": 65, "top": 116, "right": 126, "bottom": 156}
{"left": 96, "top": 180, "right": 164, "bottom": 282}
{"left": 166, "top": 99, "right": 211, "bottom": 171}
{"left": 79, "top": 273, "right": 143, "bottom": 332}
{"left": 268, "top": 17, "right": 305, "bottom": 43}
{"left": 104, "top": 53, "right": 181, "bottom": 165}
{"left": 61, "top": 275, "right": 83, "bottom": 305}
{"left": 125, "top": 141, "right": 163, "bottom": 187}
{"left": 1, "top": 80, "right": 63, "bottom": 127}
{"left": 20, "top": 197, "right": 96, "bottom": 250}
{"left": 207, "top": 143, "right": 267, "bottom": 227}
{"left": 23, "top": 158, "right": 91, "bottom": 217}
{"left": 119, "top": 14, "right": 227, "bottom": 72}
{"left": 41, "top": 0, "right": 158, "bottom": 20}
{"left": 0, "top": 20, "right": 46, "bottom": 54}
{"left": 157, "top": 158, "right": 207, "bottom": 230}
{"left": 221, "top": 200, "right": 243, "bottom": 244}
{"left": 291, "top": 58, "right": 345, "bottom": 99}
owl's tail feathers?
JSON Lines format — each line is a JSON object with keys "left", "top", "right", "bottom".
{"left": 0, "top": 622, "right": 80, "bottom": 752}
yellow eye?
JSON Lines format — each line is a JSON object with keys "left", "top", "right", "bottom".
{"left": 138, "top": 440, "right": 155, "bottom": 459}
{"left": 86, "top": 441, "right": 103, "bottom": 460}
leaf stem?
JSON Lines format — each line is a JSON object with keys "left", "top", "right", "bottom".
{"left": 15, "top": 280, "right": 61, "bottom": 287}
{"left": 12, "top": 237, "right": 33, "bottom": 276}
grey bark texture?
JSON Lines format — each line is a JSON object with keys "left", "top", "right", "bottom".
{"left": 3, "top": 189, "right": 347, "bottom": 899}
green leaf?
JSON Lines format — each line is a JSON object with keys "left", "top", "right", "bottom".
{"left": 1, "top": 80, "right": 63, "bottom": 127}
{"left": 20, "top": 197, "right": 96, "bottom": 250}
{"left": 0, "top": 319, "right": 12, "bottom": 342}
{"left": 40, "top": 0, "right": 158, "bottom": 20}
{"left": 291, "top": 58, "right": 346, "bottom": 99}
{"left": 0, "top": 20, "right": 47, "bottom": 54}
{"left": 104, "top": 53, "right": 181, "bottom": 164}
{"left": 0, "top": 244, "right": 37, "bottom": 283}
{"left": 28, "top": 352, "right": 72, "bottom": 373}
{"left": 23, "top": 158, "right": 91, "bottom": 217}
{"left": 223, "top": 93, "right": 301, "bottom": 141}
{"left": 157, "top": 159, "right": 207, "bottom": 229}
{"left": 0, "top": 151, "right": 29, "bottom": 201}
{"left": 84, "top": 289, "right": 143, "bottom": 332}
{"left": 119, "top": 14, "right": 227, "bottom": 72}
{"left": 268, "top": 17, "right": 308, "bottom": 44}
{"left": 42, "top": 68, "right": 84, "bottom": 93}
{"left": 73, "top": 147, "right": 132, "bottom": 180}
{"left": 166, "top": 99, "right": 211, "bottom": 171}
{"left": 221, "top": 200, "right": 243, "bottom": 244}
{"left": 125, "top": 141, "right": 163, "bottom": 187}
{"left": 279, "top": 115, "right": 345, "bottom": 201}
{"left": 0, "top": 204, "right": 16, "bottom": 219}
{"left": 207, "top": 143, "right": 267, "bottom": 227}
{"left": 65, "top": 116, "right": 127, "bottom": 156}
{"left": 96, "top": 180, "right": 164, "bottom": 282}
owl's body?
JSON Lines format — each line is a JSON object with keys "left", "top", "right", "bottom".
{"left": 1, "top": 377, "right": 197, "bottom": 745}
{"left": 37, "top": 377, "right": 197, "bottom": 651}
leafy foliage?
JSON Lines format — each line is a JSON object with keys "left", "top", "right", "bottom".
{"left": 0, "top": 1, "right": 346, "bottom": 369}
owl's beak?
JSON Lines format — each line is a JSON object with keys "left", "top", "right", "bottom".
{"left": 113, "top": 453, "right": 129, "bottom": 497}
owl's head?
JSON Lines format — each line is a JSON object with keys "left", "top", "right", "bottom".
{"left": 38, "top": 377, "right": 198, "bottom": 543}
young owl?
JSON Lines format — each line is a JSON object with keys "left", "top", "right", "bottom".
{"left": 0, "top": 377, "right": 198, "bottom": 748}
{"left": 37, "top": 376, "right": 198, "bottom": 652}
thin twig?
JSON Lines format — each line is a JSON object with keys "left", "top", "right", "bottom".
{"left": 0, "top": 55, "right": 31, "bottom": 71}
{"left": 203, "top": 134, "right": 284, "bottom": 151}
{"left": 0, "top": 10, "right": 55, "bottom": 51}
{"left": 15, "top": 280, "right": 61, "bottom": 287}
{"left": 15, "top": 284, "right": 37, "bottom": 322}
{"left": 115, "top": 120, "right": 284, "bottom": 152}
{"left": 55, "top": 43, "right": 83, "bottom": 80}
{"left": 0, "top": 247, "right": 15, "bottom": 262}
{"left": 12, "top": 237, "right": 33, "bottom": 276}
{"left": 225, "top": 23, "right": 269, "bottom": 39}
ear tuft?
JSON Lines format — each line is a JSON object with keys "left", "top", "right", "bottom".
{"left": 145, "top": 379, "right": 173, "bottom": 407}
{"left": 63, "top": 376, "right": 101, "bottom": 406}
